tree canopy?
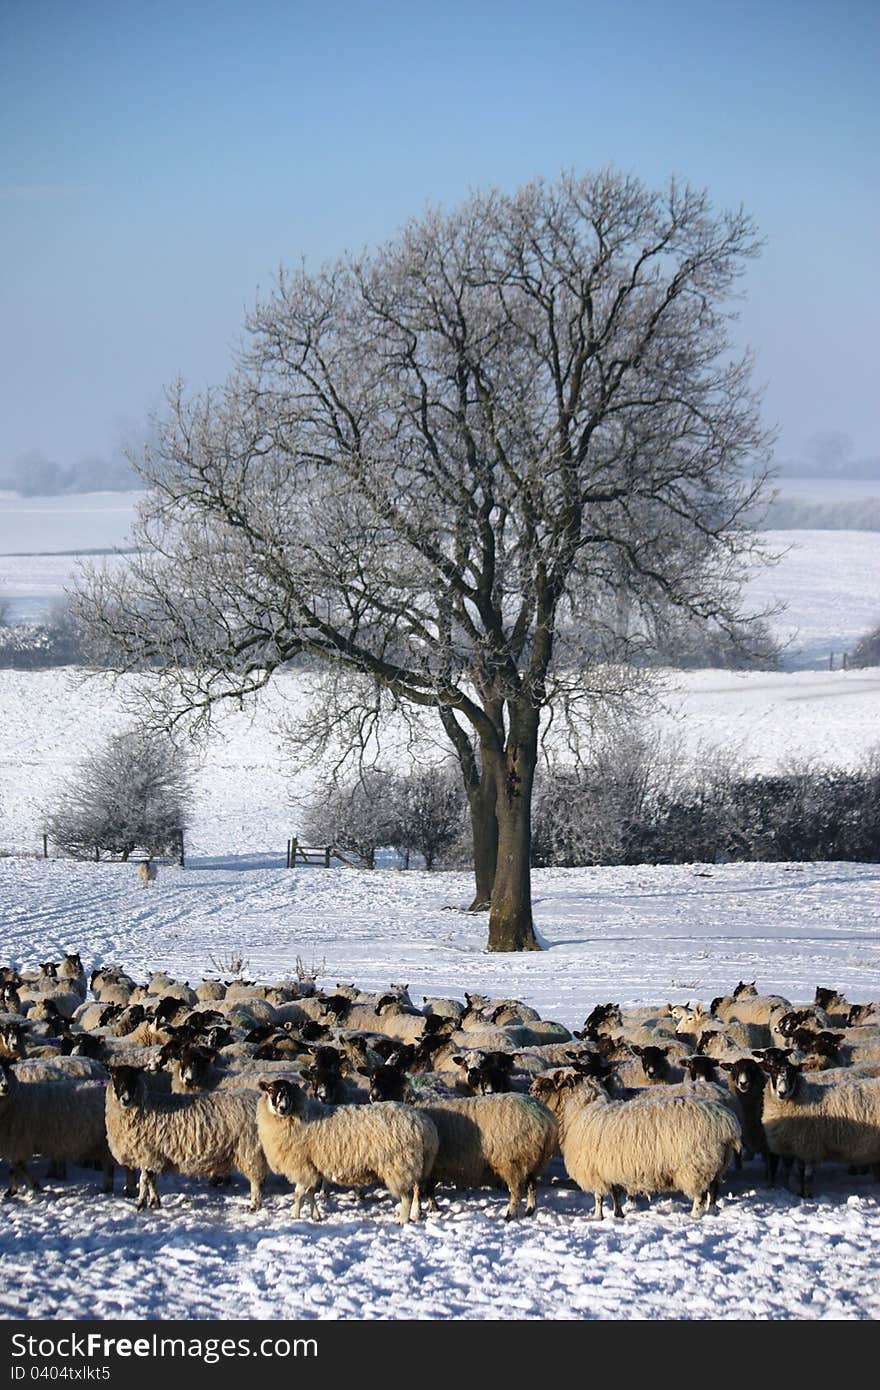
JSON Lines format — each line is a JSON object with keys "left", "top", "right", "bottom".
{"left": 77, "top": 169, "right": 773, "bottom": 948}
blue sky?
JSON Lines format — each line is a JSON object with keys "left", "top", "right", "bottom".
{"left": 1, "top": 0, "right": 877, "bottom": 474}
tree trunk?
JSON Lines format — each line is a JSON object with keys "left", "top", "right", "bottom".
{"left": 466, "top": 762, "right": 499, "bottom": 911}
{"left": 486, "top": 711, "right": 541, "bottom": 952}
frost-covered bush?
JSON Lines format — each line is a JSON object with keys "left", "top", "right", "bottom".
{"left": 850, "top": 621, "right": 880, "bottom": 668}
{"left": 532, "top": 725, "right": 693, "bottom": 868}
{"left": 392, "top": 765, "right": 467, "bottom": 869}
{"left": 46, "top": 728, "right": 193, "bottom": 861}
{"left": 532, "top": 737, "right": 880, "bottom": 867}
{"left": 300, "top": 770, "right": 401, "bottom": 869}
{"left": 0, "top": 599, "right": 97, "bottom": 669}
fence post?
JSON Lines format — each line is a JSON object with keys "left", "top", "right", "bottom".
{"left": 843, "top": 651, "right": 848, "bottom": 670}
{"left": 829, "top": 652, "right": 834, "bottom": 671}
{"left": 174, "top": 829, "right": 185, "bottom": 867}
{"left": 324, "top": 845, "right": 331, "bottom": 868}
{"left": 290, "top": 837, "right": 298, "bottom": 868}
{"left": 42, "top": 833, "right": 48, "bottom": 859}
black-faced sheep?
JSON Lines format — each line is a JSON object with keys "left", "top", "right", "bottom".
{"left": 531, "top": 1068, "right": 741, "bottom": 1219}
{"left": 256, "top": 1077, "right": 438, "bottom": 1225}
{"left": 105, "top": 1065, "right": 267, "bottom": 1210}
{"left": 759, "top": 1053, "right": 880, "bottom": 1197}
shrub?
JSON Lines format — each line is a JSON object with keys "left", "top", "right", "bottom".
{"left": 46, "top": 727, "right": 193, "bottom": 861}
{"left": 850, "top": 621, "right": 880, "bottom": 668}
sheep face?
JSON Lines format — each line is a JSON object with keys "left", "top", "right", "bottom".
{"left": 814, "top": 987, "right": 845, "bottom": 1012}
{"left": 683, "top": 1056, "right": 717, "bottom": 1082}
{"left": 631, "top": 1045, "right": 670, "bottom": 1081}
{"left": 178, "top": 1047, "right": 216, "bottom": 1090}
{"left": 258, "top": 1078, "right": 304, "bottom": 1117}
{"left": 719, "top": 1058, "right": 764, "bottom": 1096}
{"left": 733, "top": 981, "right": 757, "bottom": 999}
{"left": 109, "top": 1066, "right": 144, "bottom": 1109}
{"left": 0, "top": 1023, "right": 26, "bottom": 1058}
{"left": 760, "top": 1055, "right": 800, "bottom": 1100}
{"left": 0, "top": 1061, "right": 13, "bottom": 1099}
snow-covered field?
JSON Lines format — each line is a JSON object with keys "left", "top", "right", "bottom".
{"left": 0, "top": 500, "right": 879, "bottom": 1321}
{"left": 0, "top": 856, "right": 878, "bottom": 1321}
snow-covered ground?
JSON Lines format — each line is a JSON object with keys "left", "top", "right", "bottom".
{"left": 0, "top": 501, "right": 879, "bottom": 1321}
{"left": 0, "top": 856, "right": 878, "bottom": 1321}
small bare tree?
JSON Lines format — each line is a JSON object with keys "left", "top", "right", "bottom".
{"left": 46, "top": 727, "right": 193, "bottom": 861}
{"left": 300, "top": 770, "right": 400, "bottom": 869}
{"left": 393, "top": 764, "right": 467, "bottom": 869}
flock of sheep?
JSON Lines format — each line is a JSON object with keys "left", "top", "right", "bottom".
{"left": 1, "top": 954, "right": 879, "bottom": 1224}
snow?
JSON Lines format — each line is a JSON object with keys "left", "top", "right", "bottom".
{"left": 0, "top": 520, "right": 879, "bottom": 1320}
{"left": 0, "top": 856, "right": 878, "bottom": 1321}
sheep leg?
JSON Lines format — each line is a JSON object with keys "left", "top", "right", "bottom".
{"left": 767, "top": 1152, "right": 780, "bottom": 1186}
{"left": 592, "top": 1193, "right": 604, "bottom": 1219}
{"left": 101, "top": 1157, "right": 114, "bottom": 1195}
{"left": 504, "top": 1178, "right": 523, "bottom": 1222}
{"left": 524, "top": 1172, "right": 539, "bottom": 1217}
{"left": 611, "top": 1185, "right": 626, "bottom": 1219}
{"left": 136, "top": 1169, "right": 161, "bottom": 1211}
{"left": 123, "top": 1167, "right": 138, "bottom": 1199}
{"left": 397, "top": 1193, "right": 410, "bottom": 1225}
{"left": 690, "top": 1193, "right": 705, "bottom": 1218}
{"left": 248, "top": 1175, "right": 263, "bottom": 1212}
{"left": 409, "top": 1186, "right": 422, "bottom": 1223}
{"left": 798, "top": 1161, "right": 813, "bottom": 1199}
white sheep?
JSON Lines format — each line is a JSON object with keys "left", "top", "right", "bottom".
{"left": 417, "top": 1093, "right": 558, "bottom": 1219}
{"left": 759, "top": 1054, "right": 880, "bottom": 1196}
{"left": 0, "top": 1062, "right": 112, "bottom": 1197}
{"left": 105, "top": 1064, "right": 268, "bottom": 1210}
{"left": 257, "top": 1077, "right": 438, "bottom": 1225}
{"left": 531, "top": 1069, "right": 741, "bottom": 1218}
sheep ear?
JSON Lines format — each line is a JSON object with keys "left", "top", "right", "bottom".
{"left": 257, "top": 1079, "right": 273, "bottom": 1093}
{"left": 631, "top": 1044, "right": 643, "bottom": 1055}
{"left": 451, "top": 1055, "right": 465, "bottom": 1066}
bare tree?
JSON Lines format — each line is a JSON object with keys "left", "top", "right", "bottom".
{"left": 75, "top": 169, "right": 773, "bottom": 949}
{"left": 300, "top": 770, "right": 399, "bottom": 869}
{"left": 46, "top": 727, "right": 193, "bottom": 861}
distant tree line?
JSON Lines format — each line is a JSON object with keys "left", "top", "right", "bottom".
{"left": 0, "top": 452, "right": 139, "bottom": 497}
{"left": 0, "top": 598, "right": 99, "bottom": 669}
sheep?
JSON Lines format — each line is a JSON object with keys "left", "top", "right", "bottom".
{"left": 56, "top": 953, "right": 87, "bottom": 998}
{"left": 716, "top": 1056, "right": 771, "bottom": 1174}
{"left": 0, "top": 1061, "right": 112, "bottom": 1197}
{"left": 847, "top": 1003, "right": 878, "bottom": 1028}
{"left": 13, "top": 1057, "right": 107, "bottom": 1084}
{"left": 137, "top": 860, "right": 158, "bottom": 885}
{"left": 530, "top": 1068, "right": 741, "bottom": 1219}
{"left": 104, "top": 1065, "right": 268, "bottom": 1210}
{"left": 759, "top": 1053, "right": 880, "bottom": 1197}
{"left": 711, "top": 985, "right": 791, "bottom": 1028}
{"left": 417, "top": 1092, "right": 558, "bottom": 1219}
{"left": 422, "top": 995, "right": 465, "bottom": 1023}
{"left": 90, "top": 968, "right": 137, "bottom": 1007}
{"left": 256, "top": 1077, "right": 439, "bottom": 1225}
